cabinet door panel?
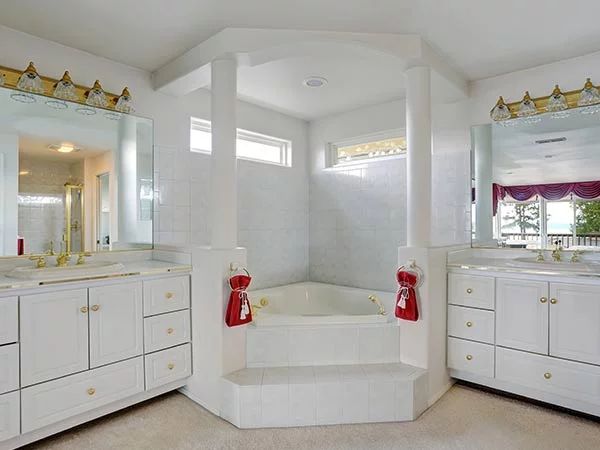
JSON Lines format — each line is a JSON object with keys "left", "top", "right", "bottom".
{"left": 0, "top": 391, "right": 20, "bottom": 441}
{"left": 496, "top": 278, "right": 548, "bottom": 354}
{"left": 20, "top": 289, "right": 89, "bottom": 386}
{"left": 0, "top": 297, "right": 18, "bottom": 345}
{"left": 549, "top": 283, "right": 600, "bottom": 365}
{"left": 89, "top": 282, "right": 143, "bottom": 368}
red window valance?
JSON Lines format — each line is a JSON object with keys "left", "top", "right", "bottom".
{"left": 493, "top": 181, "right": 600, "bottom": 215}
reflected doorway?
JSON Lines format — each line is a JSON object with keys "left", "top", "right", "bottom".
{"left": 96, "top": 173, "right": 110, "bottom": 251}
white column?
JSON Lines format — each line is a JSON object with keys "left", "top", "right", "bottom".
{"left": 116, "top": 115, "right": 138, "bottom": 247}
{"left": 405, "top": 66, "right": 432, "bottom": 247}
{"left": 209, "top": 56, "right": 238, "bottom": 248}
{"left": 472, "top": 125, "right": 494, "bottom": 244}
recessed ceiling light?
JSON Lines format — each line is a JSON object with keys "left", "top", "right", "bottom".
{"left": 48, "top": 143, "right": 80, "bottom": 153}
{"left": 303, "top": 76, "right": 328, "bottom": 88}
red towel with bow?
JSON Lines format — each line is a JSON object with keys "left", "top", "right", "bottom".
{"left": 395, "top": 269, "right": 419, "bottom": 321}
{"left": 225, "top": 273, "right": 253, "bottom": 327}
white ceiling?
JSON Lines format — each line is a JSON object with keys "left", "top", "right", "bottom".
{"left": 2, "top": 0, "right": 600, "bottom": 80}
{"left": 492, "top": 113, "right": 600, "bottom": 185}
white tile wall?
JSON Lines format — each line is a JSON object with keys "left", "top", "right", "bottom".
{"left": 309, "top": 158, "right": 407, "bottom": 292}
{"left": 246, "top": 324, "right": 400, "bottom": 367}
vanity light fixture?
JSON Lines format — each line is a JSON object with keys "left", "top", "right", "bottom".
{"left": 490, "top": 96, "right": 512, "bottom": 121}
{"left": 0, "top": 73, "right": 5, "bottom": 86}
{"left": 516, "top": 91, "right": 537, "bottom": 117}
{"left": 114, "top": 87, "right": 133, "bottom": 113}
{"left": 303, "top": 76, "right": 328, "bottom": 88}
{"left": 546, "top": 85, "right": 569, "bottom": 118}
{"left": 47, "top": 71, "right": 77, "bottom": 109}
{"left": 11, "top": 62, "right": 44, "bottom": 103}
{"left": 578, "top": 78, "right": 600, "bottom": 114}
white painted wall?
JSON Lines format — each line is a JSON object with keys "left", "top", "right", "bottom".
{"left": 0, "top": 134, "right": 19, "bottom": 255}
{"left": 0, "top": 25, "right": 309, "bottom": 289}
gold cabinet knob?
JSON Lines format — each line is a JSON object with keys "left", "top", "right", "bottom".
{"left": 540, "top": 297, "right": 548, "bottom": 304}
{"left": 550, "top": 298, "right": 558, "bottom": 304}
{"left": 167, "top": 363, "right": 175, "bottom": 370}
{"left": 466, "top": 354, "right": 473, "bottom": 361}
{"left": 466, "top": 321, "right": 473, "bottom": 328}
{"left": 80, "top": 306, "right": 89, "bottom": 313}
{"left": 87, "top": 387, "right": 96, "bottom": 396}
{"left": 466, "top": 288, "right": 473, "bottom": 294}
{"left": 91, "top": 304, "right": 100, "bottom": 312}
{"left": 544, "top": 372, "right": 552, "bottom": 380}
{"left": 167, "top": 328, "right": 174, "bottom": 335}
{"left": 165, "top": 292, "right": 174, "bottom": 299}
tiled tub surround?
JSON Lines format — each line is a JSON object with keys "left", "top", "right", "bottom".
{"left": 220, "top": 363, "right": 428, "bottom": 428}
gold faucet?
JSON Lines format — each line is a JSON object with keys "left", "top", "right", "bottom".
{"left": 535, "top": 250, "right": 545, "bottom": 262}
{"left": 570, "top": 250, "right": 583, "bottom": 263}
{"left": 551, "top": 241, "right": 563, "bottom": 262}
{"left": 56, "top": 251, "right": 71, "bottom": 267}
{"left": 369, "top": 294, "right": 387, "bottom": 315}
{"left": 76, "top": 252, "right": 92, "bottom": 265}
{"left": 29, "top": 255, "right": 47, "bottom": 269}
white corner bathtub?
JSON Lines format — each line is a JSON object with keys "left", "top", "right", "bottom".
{"left": 248, "top": 282, "right": 395, "bottom": 327}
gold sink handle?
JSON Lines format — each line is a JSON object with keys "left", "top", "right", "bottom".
{"left": 29, "top": 255, "right": 47, "bottom": 269}
{"left": 76, "top": 252, "right": 92, "bottom": 265}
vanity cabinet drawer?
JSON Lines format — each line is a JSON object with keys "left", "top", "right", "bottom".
{"left": 447, "top": 337, "right": 494, "bottom": 378}
{"left": 0, "top": 391, "right": 20, "bottom": 442}
{"left": 144, "top": 310, "right": 191, "bottom": 353}
{"left": 448, "top": 305, "right": 494, "bottom": 344}
{"left": 496, "top": 347, "right": 600, "bottom": 406}
{"left": 145, "top": 343, "right": 192, "bottom": 390}
{"left": 448, "top": 274, "right": 494, "bottom": 310}
{"left": 0, "top": 297, "right": 18, "bottom": 345}
{"left": 21, "top": 356, "right": 144, "bottom": 433}
{"left": 0, "top": 344, "right": 19, "bottom": 395}
{"left": 143, "top": 276, "right": 190, "bottom": 316}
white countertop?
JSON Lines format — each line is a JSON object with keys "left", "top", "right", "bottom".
{"left": 448, "top": 256, "right": 600, "bottom": 278}
{"left": 0, "top": 259, "right": 191, "bottom": 291}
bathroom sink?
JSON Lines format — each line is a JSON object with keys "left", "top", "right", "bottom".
{"left": 506, "top": 257, "right": 600, "bottom": 273}
{"left": 6, "top": 261, "right": 126, "bottom": 280}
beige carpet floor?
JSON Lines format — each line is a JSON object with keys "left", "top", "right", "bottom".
{"left": 26, "top": 384, "right": 600, "bottom": 450}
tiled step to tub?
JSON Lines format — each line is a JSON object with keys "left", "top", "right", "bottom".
{"left": 220, "top": 363, "right": 428, "bottom": 428}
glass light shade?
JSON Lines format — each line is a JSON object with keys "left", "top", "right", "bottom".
{"left": 53, "top": 71, "right": 77, "bottom": 101}
{"left": 547, "top": 85, "right": 568, "bottom": 112}
{"left": 16, "top": 62, "right": 44, "bottom": 94}
{"left": 0, "top": 73, "right": 5, "bottom": 86}
{"left": 516, "top": 91, "right": 538, "bottom": 117}
{"left": 490, "top": 96, "right": 512, "bottom": 121}
{"left": 577, "top": 78, "right": 600, "bottom": 106}
{"left": 85, "top": 80, "right": 108, "bottom": 108}
{"left": 114, "top": 87, "right": 133, "bottom": 113}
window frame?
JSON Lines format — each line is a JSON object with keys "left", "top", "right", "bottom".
{"left": 327, "top": 128, "right": 407, "bottom": 168}
{"left": 190, "top": 117, "right": 292, "bottom": 167}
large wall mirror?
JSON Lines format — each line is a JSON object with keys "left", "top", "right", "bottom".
{"left": 472, "top": 112, "right": 600, "bottom": 250}
{"left": 0, "top": 85, "right": 153, "bottom": 257}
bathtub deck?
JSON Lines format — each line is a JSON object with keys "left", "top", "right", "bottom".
{"left": 220, "top": 363, "right": 428, "bottom": 428}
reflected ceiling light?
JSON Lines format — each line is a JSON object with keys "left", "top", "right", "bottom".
{"left": 48, "top": 143, "right": 80, "bottom": 153}
{"left": 303, "top": 76, "right": 328, "bottom": 88}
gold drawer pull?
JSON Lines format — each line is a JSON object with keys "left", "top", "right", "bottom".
{"left": 540, "top": 297, "right": 548, "bottom": 304}
{"left": 550, "top": 298, "right": 558, "bottom": 304}
{"left": 466, "top": 321, "right": 473, "bottom": 328}
{"left": 167, "top": 328, "right": 174, "bottom": 335}
{"left": 80, "top": 306, "right": 89, "bottom": 313}
{"left": 91, "top": 304, "right": 100, "bottom": 312}
{"left": 165, "top": 292, "right": 174, "bottom": 299}
{"left": 466, "top": 354, "right": 473, "bottom": 361}
{"left": 168, "top": 363, "right": 175, "bottom": 370}
{"left": 466, "top": 288, "right": 473, "bottom": 294}
{"left": 87, "top": 388, "right": 96, "bottom": 396}
{"left": 544, "top": 372, "right": 552, "bottom": 380}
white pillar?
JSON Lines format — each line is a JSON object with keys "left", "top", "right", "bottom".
{"left": 116, "top": 115, "right": 138, "bottom": 247}
{"left": 209, "top": 56, "right": 238, "bottom": 248}
{"left": 405, "top": 66, "right": 432, "bottom": 247}
{"left": 473, "top": 125, "right": 494, "bottom": 244}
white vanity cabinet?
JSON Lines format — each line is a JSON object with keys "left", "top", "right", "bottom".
{"left": 448, "top": 271, "right": 600, "bottom": 416}
{"left": 496, "top": 278, "right": 549, "bottom": 355}
{"left": 0, "top": 270, "right": 192, "bottom": 449}
{"left": 20, "top": 289, "right": 89, "bottom": 386}
{"left": 89, "top": 282, "right": 144, "bottom": 368}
